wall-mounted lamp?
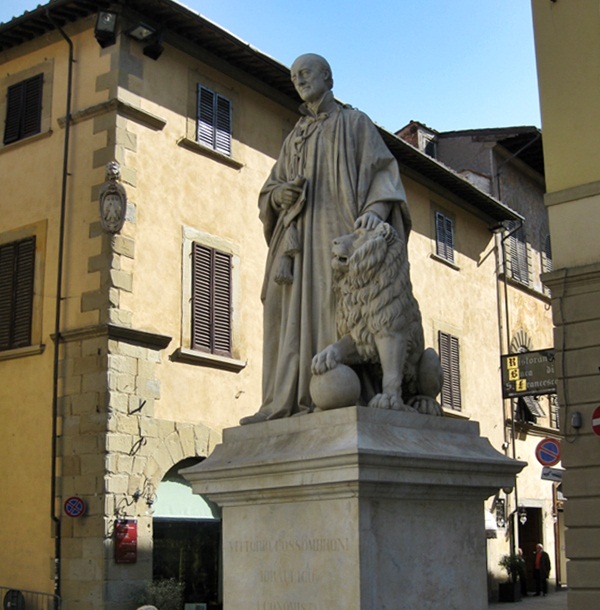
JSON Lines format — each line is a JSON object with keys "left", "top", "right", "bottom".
{"left": 143, "top": 34, "right": 164, "bottom": 60}
{"left": 94, "top": 11, "right": 118, "bottom": 48}
{"left": 127, "top": 22, "right": 156, "bottom": 41}
{"left": 126, "top": 21, "right": 164, "bottom": 60}
{"left": 518, "top": 506, "right": 528, "bottom": 525}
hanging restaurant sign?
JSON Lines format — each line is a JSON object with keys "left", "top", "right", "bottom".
{"left": 500, "top": 348, "right": 557, "bottom": 399}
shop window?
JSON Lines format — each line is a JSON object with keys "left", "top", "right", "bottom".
{"left": 153, "top": 461, "right": 222, "bottom": 609}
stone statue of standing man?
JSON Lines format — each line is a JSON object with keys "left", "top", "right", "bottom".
{"left": 240, "top": 53, "right": 412, "bottom": 425}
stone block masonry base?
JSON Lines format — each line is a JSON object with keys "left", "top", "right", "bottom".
{"left": 184, "top": 407, "right": 525, "bottom": 610}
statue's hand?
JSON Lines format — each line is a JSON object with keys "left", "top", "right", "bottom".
{"left": 354, "top": 211, "right": 382, "bottom": 231}
{"left": 272, "top": 176, "right": 306, "bottom": 210}
{"left": 311, "top": 345, "right": 341, "bottom": 375}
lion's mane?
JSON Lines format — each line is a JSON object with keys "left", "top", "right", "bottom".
{"left": 334, "top": 223, "right": 424, "bottom": 398}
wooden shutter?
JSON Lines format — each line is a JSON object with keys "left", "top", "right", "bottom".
{"left": 212, "top": 249, "right": 232, "bottom": 355}
{"left": 214, "top": 94, "right": 232, "bottom": 155}
{"left": 191, "top": 243, "right": 232, "bottom": 357}
{"left": 3, "top": 73, "right": 43, "bottom": 145}
{"left": 507, "top": 223, "right": 529, "bottom": 285}
{"left": 197, "top": 85, "right": 216, "bottom": 148}
{"left": 0, "top": 236, "right": 35, "bottom": 351}
{"left": 435, "top": 212, "right": 454, "bottom": 263}
{"left": 438, "top": 331, "right": 461, "bottom": 411}
{"left": 196, "top": 85, "right": 232, "bottom": 155}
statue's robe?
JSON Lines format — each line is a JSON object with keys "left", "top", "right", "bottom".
{"left": 256, "top": 91, "right": 410, "bottom": 419}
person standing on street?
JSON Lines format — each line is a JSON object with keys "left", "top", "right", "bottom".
{"left": 534, "top": 542, "right": 551, "bottom": 596}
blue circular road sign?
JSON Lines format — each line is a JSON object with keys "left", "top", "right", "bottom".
{"left": 535, "top": 438, "right": 561, "bottom": 467}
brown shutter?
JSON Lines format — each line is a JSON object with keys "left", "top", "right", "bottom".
{"left": 191, "top": 243, "right": 232, "bottom": 357}
{"left": 0, "top": 236, "right": 35, "bottom": 350}
{"left": 21, "top": 73, "right": 43, "bottom": 139}
{"left": 212, "top": 249, "right": 232, "bottom": 356}
{"left": 192, "top": 243, "right": 212, "bottom": 353}
{"left": 3, "top": 73, "right": 43, "bottom": 145}
{"left": 0, "top": 243, "right": 15, "bottom": 349}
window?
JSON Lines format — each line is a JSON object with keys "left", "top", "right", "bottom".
{"left": 197, "top": 85, "right": 232, "bottom": 156}
{"left": 435, "top": 211, "right": 454, "bottom": 263}
{"left": 192, "top": 242, "right": 232, "bottom": 357}
{"left": 506, "top": 221, "right": 529, "bottom": 285}
{"left": 176, "top": 227, "right": 243, "bottom": 370}
{"left": 0, "top": 236, "right": 36, "bottom": 351}
{"left": 438, "top": 331, "right": 461, "bottom": 411}
{"left": 3, "top": 73, "right": 43, "bottom": 145}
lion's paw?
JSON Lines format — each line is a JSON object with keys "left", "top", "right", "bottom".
{"left": 407, "top": 395, "right": 443, "bottom": 416}
{"left": 368, "top": 393, "right": 414, "bottom": 412}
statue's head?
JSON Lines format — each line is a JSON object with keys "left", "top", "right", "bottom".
{"left": 105, "top": 160, "right": 121, "bottom": 181}
{"left": 291, "top": 54, "right": 333, "bottom": 104}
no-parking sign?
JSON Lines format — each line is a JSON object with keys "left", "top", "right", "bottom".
{"left": 592, "top": 405, "right": 600, "bottom": 437}
{"left": 64, "top": 496, "right": 86, "bottom": 518}
{"left": 535, "top": 438, "right": 561, "bottom": 467}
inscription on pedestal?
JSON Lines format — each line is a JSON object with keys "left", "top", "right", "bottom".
{"left": 226, "top": 532, "right": 354, "bottom": 609}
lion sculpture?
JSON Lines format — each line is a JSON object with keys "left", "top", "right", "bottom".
{"left": 311, "top": 222, "right": 444, "bottom": 415}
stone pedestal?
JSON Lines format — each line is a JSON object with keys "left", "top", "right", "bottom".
{"left": 183, "top": 407, "right": 525, "bottom": 610}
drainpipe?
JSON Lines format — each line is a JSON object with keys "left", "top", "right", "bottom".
{"left": 46, "top": 8, "right": 74, "bottom": 601}
{"left": 493, "top": 219, "right": 524, "bottom": 556}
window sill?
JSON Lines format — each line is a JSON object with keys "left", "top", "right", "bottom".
{"left": 430, "top": 253, "right": 460, "bottom": 271}
{"left": 171, "top": 347, "right": 246, "bottom": 372}
{"left": 499, "top": 272, "right": 551, "bottom": 303}
{"left": 0, "top": 129, "right": 52, "bottom": 155}
{"left": 177, "top": 137, "right": 243, "bottom": 170}
{"left": 442, "top": 407, "right": 468, "bottom": 419}
{"left": 0, "top": 343, "right": 45, "bottom": 361}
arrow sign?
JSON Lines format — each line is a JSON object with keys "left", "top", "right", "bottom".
{"left": 541, "top": 467, "right": 563, "bottom": 482}
{"left": 535, "top": 438, "right": 561, "bottom": 466}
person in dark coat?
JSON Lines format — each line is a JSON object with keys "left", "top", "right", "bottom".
{"left": 534, "top": 543, "right": 551, "bottom": 596}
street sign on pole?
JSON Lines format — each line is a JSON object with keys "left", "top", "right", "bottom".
{"left": 500, "top": 349, "right": 557, "bottom": 398}
{"left": 535, "top": 438, "right": 561, "bottom": 466}
{"left": 541, "top": 466, "right": 563, "bottom": 483}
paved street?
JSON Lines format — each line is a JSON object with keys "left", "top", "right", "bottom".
{"left": 490, "top": 589, "right": 568, "bottom": 608}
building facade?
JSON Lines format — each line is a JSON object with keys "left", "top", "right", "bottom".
{"left": 532, "top": 1, "right": 600, "bottom": 608}
{"left": 1, "top": 2, "right": 534, "bottom": 609}
{"left": 398, "top": 121, "right": 564, "bottom": 590}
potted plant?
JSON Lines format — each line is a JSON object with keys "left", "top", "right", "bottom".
{"left": 498, "top": 554, "right": 523, "bottom": 602}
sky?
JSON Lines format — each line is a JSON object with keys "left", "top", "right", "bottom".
{"left": 0, "top": 0, "right": 541, "bottom": 134}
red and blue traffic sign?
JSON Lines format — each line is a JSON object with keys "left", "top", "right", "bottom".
{"left": 64, "top": 496, "right": 86, "bottom": 518}
{"left": 535, "top": 438, "right": 561, "bottom": 467}
{"left": 592, "top": 405, "right": 600, "bottom": 437}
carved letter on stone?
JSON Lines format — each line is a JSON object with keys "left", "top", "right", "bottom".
{"left": 99, "top": 161, "right": 127, "bottom": 234}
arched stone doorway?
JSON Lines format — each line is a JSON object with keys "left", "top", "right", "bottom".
{"left": 153, "top": 458, "right": 222, "bottom": 609}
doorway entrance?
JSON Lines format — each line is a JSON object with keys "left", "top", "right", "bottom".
{"left": 153, "top": 459, "right": 222, "bottom": 609}
{"left": 518, "top": 506, "right": 543, "bottom": 593}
